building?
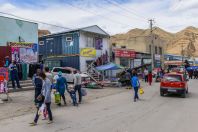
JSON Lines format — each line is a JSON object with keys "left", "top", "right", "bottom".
{"left": 39, "top": 25, "right": 110, "bottom": 72}
{"left": 111, "top": 35, "right": 165, "bottom": 68}
{"left": 0, "top": 16, "right": 38, "bottom": 66}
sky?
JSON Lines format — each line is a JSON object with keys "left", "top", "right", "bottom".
{"left": 0, "top": 0, "right": 198, "bottom": 35}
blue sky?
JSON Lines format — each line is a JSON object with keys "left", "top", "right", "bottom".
{"left": 0, "top": 0, "right": 198, "bottom": 34}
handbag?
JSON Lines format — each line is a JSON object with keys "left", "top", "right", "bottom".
{"left": 81, "top": 88, "right": 87, "bottom": 96}
{"left": 37, "top": 94, "right": 44, "bottom": 101}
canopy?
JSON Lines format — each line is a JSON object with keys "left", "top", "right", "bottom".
{"left": 186, "top": 66, "right": 198, "bottom": 71}
{"left": 95, "top": 63, "right": 124, "bottom": 71}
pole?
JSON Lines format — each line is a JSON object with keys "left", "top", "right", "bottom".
{"left": 149, "top": 19, "right": 155, "bottom": 69}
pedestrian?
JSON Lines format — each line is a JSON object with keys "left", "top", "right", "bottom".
{"left": 144, "top": 68, "right": 149, "bottom": 83}
{"left": 56, "top": 71, "right": 67, "bottom": 106}
{"left": 30, "top": 69, "right": 43, "bottom": 126}
{"left": 188, "top": 70, "right": 193, "bottom": 79}
{"left": 9, "top": 61, "right": 21, "bottom": 89}
{"left": 131, "top": 71, "right": 140, "bottom": 102}
{"left": 148, "top": 71, "right": 153, "bottom": 86}
{"left": 74, "top": 71, "right": 82, "bottom": 104}
{"left": 40, "top": 72, "right": 53, "bottom": 124}
{"left": 44, "top": 67, "right": 53, "bottom": 83}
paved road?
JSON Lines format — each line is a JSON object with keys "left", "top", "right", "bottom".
{"left": 0, "top": 80, "right": 198, "bottom": 132}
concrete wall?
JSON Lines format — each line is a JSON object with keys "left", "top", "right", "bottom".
{"left": 79, "top": 31, "right": 110, "bottom": 72}
{"left": 0, "top": 16, "right": 38, "bottom": 46}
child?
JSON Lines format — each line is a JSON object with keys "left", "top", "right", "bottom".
{"left": 148, "top": 71, "right": 153, "bottom": 86}
{"left": 68, "top": 85, "right": 78, "bottom": 106}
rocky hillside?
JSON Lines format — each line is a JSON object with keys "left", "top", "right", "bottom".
{"left": 111, "top": 26, "right": 198, "bottom": 57}
{"left": 38, "top": 29, "right": 51, "bottom": 37}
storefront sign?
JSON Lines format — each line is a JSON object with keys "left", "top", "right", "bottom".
{"left": 80, "top": 48, "right": 96, "bottom": 57}
{"left": 114, "top": 49, "right": 135, "bottom": 58}
{"left": 9, "top": 42, "right": 38, "bottom": 63}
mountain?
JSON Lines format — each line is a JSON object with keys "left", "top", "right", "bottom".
{"left": 111, "top": 26, "right": 198, "bottom": 57}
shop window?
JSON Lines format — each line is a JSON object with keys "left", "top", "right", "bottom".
{"left": 120, "top": 58, "right": 129, "bottom": 67}
{"left": 39, "top": 41, "right": 44, "bottom": 45}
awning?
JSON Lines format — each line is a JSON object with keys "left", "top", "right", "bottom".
{"left": 95, "top": 63, "right": 124, "bottom": 71}
{"left": 186, "top": 66, "right": 198, "bottom": 71}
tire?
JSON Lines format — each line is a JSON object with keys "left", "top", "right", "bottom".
{"left": 160, "top": 92, "right": 164, "bottom": 97}
{"left": 181, "top": 92, "right": 186, "bottom": 98}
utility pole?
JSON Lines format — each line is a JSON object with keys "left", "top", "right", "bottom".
{"left": 149, "top": 19, "right": 155, "bottom": 69}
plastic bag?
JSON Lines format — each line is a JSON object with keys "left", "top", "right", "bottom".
{"left": 81, "top": 88, "right": 87, "bottom": 96}
{"left": 54, "top": 92, "right": 61, "bottom": 104}
{"left": 139, "top": 88, "right": 144, "bottom": 95}
{"left": 38, "top": 104, "right": 46, "bottom": 116}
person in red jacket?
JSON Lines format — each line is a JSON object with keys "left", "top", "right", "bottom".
{"left": 148, "top": 71, "right": 153, "bottom": 86}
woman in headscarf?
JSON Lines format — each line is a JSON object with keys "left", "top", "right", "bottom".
{"left": 56, "top": 71, "right": 68, "bottom": 106}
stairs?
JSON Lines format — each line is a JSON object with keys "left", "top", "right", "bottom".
{"left": 8, "top": 79, "right": 34, "bottom": 92}
{"left": 87, "top": 61, "right": 101, "bottom": 83}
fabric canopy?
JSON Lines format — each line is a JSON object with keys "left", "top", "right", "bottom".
{"left": 95, "top": 63, "right": 124, "bottom": 71}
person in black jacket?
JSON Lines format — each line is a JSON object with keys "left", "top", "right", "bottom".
{"left": 30, "top": 68, "right": 43, "bottom": 126}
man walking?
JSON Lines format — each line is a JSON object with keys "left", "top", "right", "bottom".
{"left": 74, "top": 71, "right": 82, "bottom": 104}
{"left": 144, "top": 68, "right": 149, "bottom": 83}
{"left": 9, "top": 61, "right": 21, "bottom": 89}
{"left": 131, "top": 71, "right": 140, "bottom": 102}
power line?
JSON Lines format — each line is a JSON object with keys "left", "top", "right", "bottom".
{"left": 0, "top": 11, "right": 73, "bottom": 30}
{"left": 104, "top": 0, "right": 147, "bottom": 21}
{"left": 64, "top": 2, "right": 132, "bottom": 27}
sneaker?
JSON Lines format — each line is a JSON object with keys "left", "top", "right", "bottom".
{"left": 47, "top": 120, "right": 53, "bottom": 124}
{"left": 29, "top": 122, "right": 37, "bottom": 126}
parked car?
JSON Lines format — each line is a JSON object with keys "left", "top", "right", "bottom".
{"left": 51, "top": 67, "right": 79, "bottom": 83}
{"left": 160, "top": 72, "right": 189, "bottom": 98}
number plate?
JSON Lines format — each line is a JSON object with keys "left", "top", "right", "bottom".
{"left": 168, "top": 89, "right": 177, "bottom": 92}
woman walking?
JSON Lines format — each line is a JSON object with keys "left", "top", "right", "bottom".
{"left": 30, "top": 72, "right": 53, "bottom": 126}
{"left": 148, "top": 71, "right": 153, "bottom": 86}
{"left": 131, "top": 72, "right": 140, "bottom": 102}
{"left": 56, "top": 71, "right": 68, "bottom": 106}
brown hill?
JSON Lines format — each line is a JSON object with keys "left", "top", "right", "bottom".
{"left": 111, "top": 26, "right": 198, "bottom": 57}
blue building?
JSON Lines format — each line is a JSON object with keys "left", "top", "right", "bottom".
{"left": 39, "top": 25, "right": 110, "bottom": 72}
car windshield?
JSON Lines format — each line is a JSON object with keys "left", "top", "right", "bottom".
{"left": 163, "top": 75, "right": 182, "bottom": 82}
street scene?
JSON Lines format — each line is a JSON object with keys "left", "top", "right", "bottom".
{"left": 0, "top": 0, "right": 198, "bottom": 132}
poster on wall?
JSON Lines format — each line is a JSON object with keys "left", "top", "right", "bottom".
{"left": 9, "top": 42, "right": 38, "bottom": 63}
{"left": 95, "top": 38, "right": 103, "bottom": 50}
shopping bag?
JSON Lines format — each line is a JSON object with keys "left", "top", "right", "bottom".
{"left": 38, "top": 104, "right": 45, "bottom": 116}
{"left": 54, "top": 92, "right": 61, "bottom": 104}
{"left": 139, "top": 88, "right": 144, "bottom": 95}
{"left": 81, "top": 88, "right": 87, "bottom": 96}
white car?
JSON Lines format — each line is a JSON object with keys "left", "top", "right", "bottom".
{"left": 51, "top": 67, "right": 79, "bottom": 83}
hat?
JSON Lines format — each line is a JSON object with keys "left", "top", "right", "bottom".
{"left": 58, "top": 71, "right": 62, "bottom": 76}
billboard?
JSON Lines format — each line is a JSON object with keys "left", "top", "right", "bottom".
{"left": 80, "top": 48, "right": 96, "bottom": 57}
{"left": 114, "top": 49, "right": 135, "bottom": 58}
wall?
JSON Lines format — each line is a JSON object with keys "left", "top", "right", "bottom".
{"left": 79, "top": 31, "right": 110, "bottom": 72}
{"left": 0, "top": 16, "right": 38, "bottom": 46}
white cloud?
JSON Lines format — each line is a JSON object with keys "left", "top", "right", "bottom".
{"left": 0, "top": 0, "right": 198, "bottom": 35}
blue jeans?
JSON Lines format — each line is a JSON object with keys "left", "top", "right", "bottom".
{"left": 133, "top": 87, "right": 139, "bottom": 100}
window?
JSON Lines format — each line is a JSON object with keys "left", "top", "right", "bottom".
{"left": 163, "top": 75, "right": 182, "bottom": 82}
{"left": 159, "top": 47, "right": 162, "bottom": 55}
{"left": 39, "top": 41, "right": 44, "bottom": 45}
{"left": 53, "top": 68, "right": 71, "bottom": 74}
{"left": 112, "top": 43, "right": 116, "bottom": 47}
{"left": 155, "top": 46, "right": 158, "bottom": 54}
{"left": 120, "top": 58, "right": 129, "bottom": 67}
{"left": 149, "top": 45, "right": 151, "bottom": 53}
{"left": 66, "top": 37, "right": 72, "bottom": 42}
{"left": 87, "top": 36, "right": 94, "bottom": 47}
{"left": 121, "top": 46, "right": 126, "bottom": 49}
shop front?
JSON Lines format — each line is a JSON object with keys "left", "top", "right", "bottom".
{"left": 114, "top": 48, "right": 136, "bottom": 68}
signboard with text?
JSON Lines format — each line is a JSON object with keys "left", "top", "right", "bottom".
{"left": 114, "top": 49, "right": 135, "bottom": 58}
{"left": 80, "top": 48, "right": 96, "bottom": 57}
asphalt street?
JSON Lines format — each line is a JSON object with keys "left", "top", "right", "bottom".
{"left": 0, "top": 79, "right": 198, "bottom": 132}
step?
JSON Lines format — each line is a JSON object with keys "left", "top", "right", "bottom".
{"left": 8, "top": 86, "right": 35, "bottom": 93}
{"left": 8, "top": 82, "right": 33, "bottom": 88}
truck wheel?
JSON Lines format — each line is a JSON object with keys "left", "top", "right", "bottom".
{"left": 160, "top": 92, "right": 164, "bottom": 97}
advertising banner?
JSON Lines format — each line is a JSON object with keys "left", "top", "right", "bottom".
{"left": 114, "top": 49, "right": 135, "bottom": 58}
{"left": 80, "top": 48, "right": 96, "bottom": 57}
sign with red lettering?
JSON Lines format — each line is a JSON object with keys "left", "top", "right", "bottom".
{"left": 114, "top": 49, "right": 136, "bottom": 58}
